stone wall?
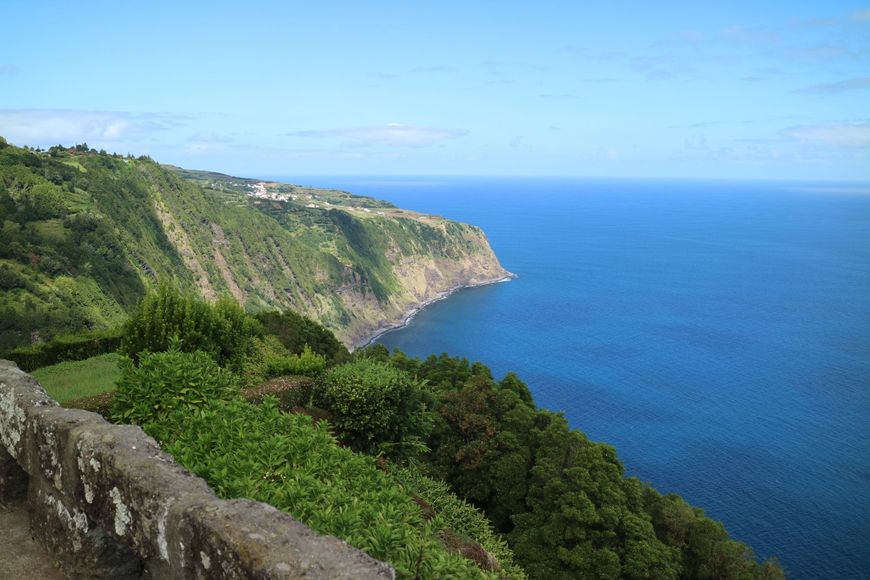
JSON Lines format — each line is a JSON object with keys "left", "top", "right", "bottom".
{"left": 0, "top": 359, "right": 394, "bottom": 579}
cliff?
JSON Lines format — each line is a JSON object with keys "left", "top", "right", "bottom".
{"left": 0, "top": 139, "right": 511, "bottom": 351}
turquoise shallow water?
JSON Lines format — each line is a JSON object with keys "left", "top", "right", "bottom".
{"left": 283, "top": 176, "right": 870, "bottom": 578}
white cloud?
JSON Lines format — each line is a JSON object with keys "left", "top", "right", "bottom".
{"left": 0, "top": 109, "right": 184, "bottom": 146}
{"left": 285, "top": 123, "right": 467, "bottom": 147}
{"left": 780, "top": 122, "right": 870, "bottom": 148}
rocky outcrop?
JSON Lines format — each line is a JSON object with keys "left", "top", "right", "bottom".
{"left": 341, "top": 224, "right": 513, "bottom": 348}
{"left": 0, "top": 359, "right": 394, "bottom": 579}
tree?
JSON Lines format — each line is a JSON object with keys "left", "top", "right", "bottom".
{"left": 120, "top": 283, "right": 261, "bottom": 372}
{"left": 314, "top": 359, "right": 432, "bottom": 460}
{"left": 428, "top": 373, "right": 537, "bottom": 530}
{"left": 510, "top": 415, "right": 680, "bottom": 580}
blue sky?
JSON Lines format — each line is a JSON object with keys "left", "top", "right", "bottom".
{"left": 1, "top": 1, "right": 869, "bottom": 180}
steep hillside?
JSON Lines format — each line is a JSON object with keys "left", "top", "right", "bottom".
{"left": 0, "top": 138, "right": 510, "bottom": 352}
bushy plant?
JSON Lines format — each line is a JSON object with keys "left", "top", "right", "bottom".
{"left": 5, "top": 327, "right": 124, "bottom": 371}
{"left": 111, "top": 346, "right": 241, "bottom": 426}
{"left": 255, "top": 309, "right": 349, "bottom": 363}
{"left": 240, "top": 335, "right": 291, "bottom": 387}
{"left": 120, "top": 283, "right": 261, "bottom": 372}
{"left": 148, "top": 397, "right": 517, "bottom": 579}
{"left": 266, "top": 344, "right": 327, "bottom": 378}
{"left": 314, "top": 359, "right": 433, "bottom": 459}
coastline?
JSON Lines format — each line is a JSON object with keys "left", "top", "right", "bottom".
{"left": 353, "top": 272, "right": 517, "bottom": 350}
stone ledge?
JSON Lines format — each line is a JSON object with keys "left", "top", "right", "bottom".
{"left": 0, "top": 359, "right": 394, "bottom": 579}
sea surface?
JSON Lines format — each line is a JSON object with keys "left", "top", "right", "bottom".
{"left": 285, "top": 176, "right": 870, "bottom": 579}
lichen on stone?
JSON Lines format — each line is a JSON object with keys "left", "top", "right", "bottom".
{"left": 110, "top": 486, "right": 131, "bottom": 536}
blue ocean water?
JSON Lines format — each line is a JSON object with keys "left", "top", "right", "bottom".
{"left": 291, "top": 176, "right": 870, "bottom": 578}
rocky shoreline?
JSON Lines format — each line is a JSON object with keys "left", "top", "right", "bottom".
{"left": 353, "top": 272, "right": 517, "bottom": 351}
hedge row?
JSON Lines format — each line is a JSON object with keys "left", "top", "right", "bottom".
{"left": 4, "top": 327, "right": 124, "bottom": 371}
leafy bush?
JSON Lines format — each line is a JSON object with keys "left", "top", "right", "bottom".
{"left": 148, "top": 397, "right": 515, "bottom": 578}
{"left": 255, "top": 309, "right": 349, "bottom": 364}
{"left": 240, "top": 335, "right": 292, "bottom": 387}
{"left": 111, "top": 347, "right": 241, "bottom": 426}
{"left": 5, "top": 327, "right": 124, "bottom": 371}
{"left": 120, "top": 283, "right": 261, "bottom": 371}
{"left": 266, "top": 345, "right": 327, "bottom": 378}
{"left": 314, "top": 359, "right": 433, "bottom": 459}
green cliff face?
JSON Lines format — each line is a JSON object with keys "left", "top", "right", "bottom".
{"left": 0, "top": 139, "right": 510, "bottom": 352}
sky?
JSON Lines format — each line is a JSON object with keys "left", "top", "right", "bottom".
{"left": 1, "top": 0, "right": 869, "bottom": 180}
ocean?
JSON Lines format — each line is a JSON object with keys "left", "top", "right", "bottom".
{"left": 285, "top": 176, "right": 870, "bottom": 579}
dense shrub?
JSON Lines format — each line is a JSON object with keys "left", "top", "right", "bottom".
{"left": 120, "top": 284, "right": 261, "bottom": 371}
{"left": 314, "top": 359, "right": 433, "bottom": 459}
{"left": 5, "top": 327, "right": 124, "bottom": 371}
{"left": 148, "top": 397, "right": 517, "bottom": 579}
{"left": 239, "top": 335, "right": 292, "bottom": 387}
{"left": 255, "top": 309, "right": 349, "bottom": 364}
{"left": 266, "top": 345, "right": 327, "bottom": 378}
{"left": 111, "top": 347, "right": 241, "bottom": 426}
{"left": 63, "top": 391, "right": 116, "bottom": 419}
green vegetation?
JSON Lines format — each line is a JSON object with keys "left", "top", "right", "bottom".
{"left": 91, "top": 286, "right": 782, "bottom": 578}
{"left": 314, "top": 359, "right": 433, "bottom": 460}
{"left": 5, "top": 327, "right": 123, "bottom": 371}
{"left": 31, "top": 353, "right": 121, "bottom": 403}
{"left": 151, "top": 398, "right": 514, "bottom": 578}
{"left": 119, "top": 283, "right": 260, "bottom": 372}
{"left": 354, "top": 346, "right": 784, "bottom": 580}
{"left": 265, "top": 345, "right": 327, "bottom": 378}
{"left": 0, "top": 137, "right": 506, "bottom": 355}
{"left": 3, "top": 143, "right": 783, "bottom": 578}
{"left": 111, "top": 347, "right": 241, "bottom": 427}
{"left": 255, "top": 310, "right": 349, "bottom": 364}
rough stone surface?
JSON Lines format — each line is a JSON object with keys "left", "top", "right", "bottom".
{"left": 1, "top": 359, "right": 56, "bottom": 467}
{"left": 0, "top": 359, "right": 395, "bottom": 579}
{"left": 173, "top": 498, "right": 395, "bottom": 579}
{"left": 29, "top": 476, "right": 142, "bottom": 579}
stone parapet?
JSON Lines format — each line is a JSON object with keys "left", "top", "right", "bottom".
{"left": 0, "top": 359, "right": 394, "bottom": 579}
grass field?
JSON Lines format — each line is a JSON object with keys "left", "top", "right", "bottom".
{"left": 32, "top": 353, "right": 122, "bottom": 403}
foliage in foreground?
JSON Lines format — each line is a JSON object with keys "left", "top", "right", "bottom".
{"left": 111, "top": 348, "right": 241, "bottom": 426}
{"left": 146, "top": 396, "right": 521, "bottom": 578}
{"left": 390, "top": 465, "right": 525, "bottom": 577}
{"left": 102, "top": 285, "right": 783, "bottom": 578}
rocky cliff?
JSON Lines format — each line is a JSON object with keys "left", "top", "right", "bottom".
{"left": 0, "top": 139, "right": 511, "bottom": 351}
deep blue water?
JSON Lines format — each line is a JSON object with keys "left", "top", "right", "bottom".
{"left": 288, "top": 176, "right": 870, "bottom": 579}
